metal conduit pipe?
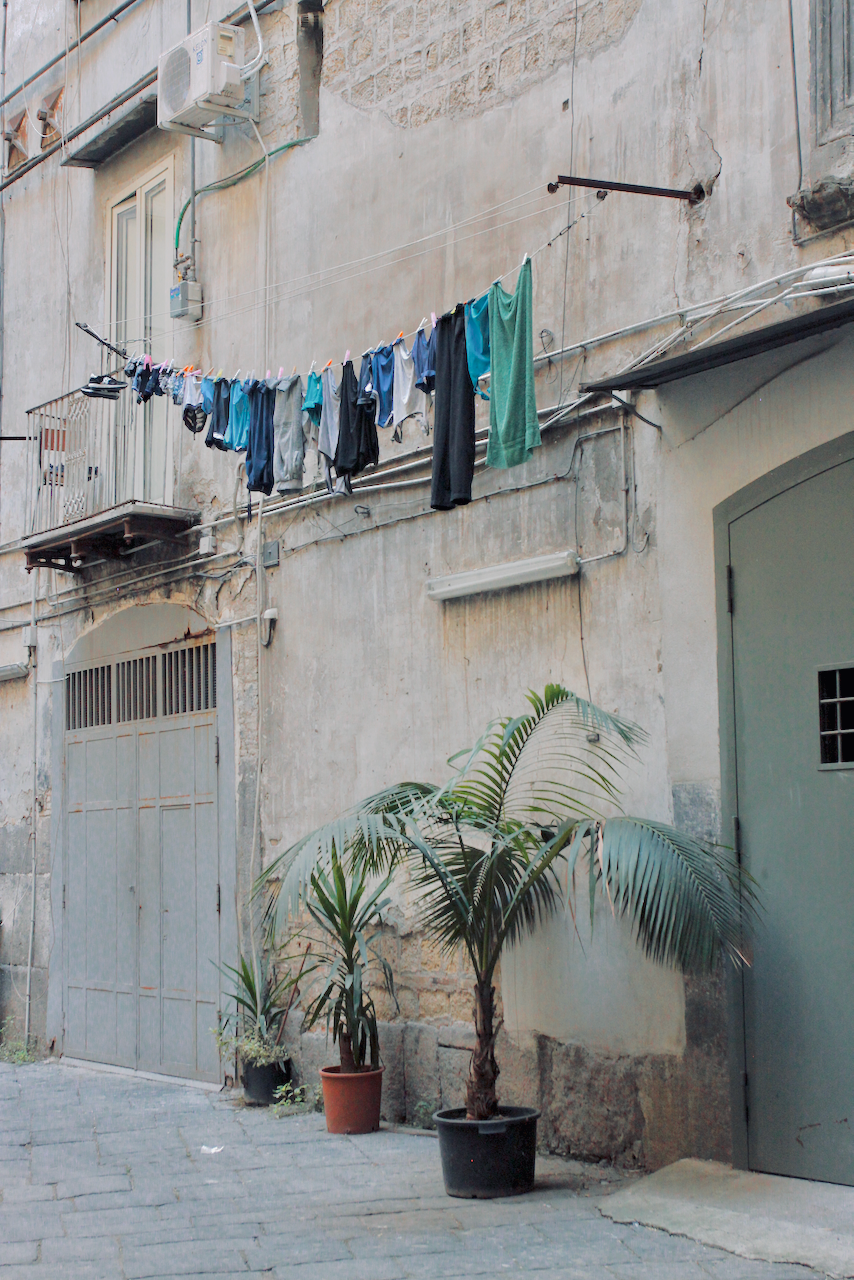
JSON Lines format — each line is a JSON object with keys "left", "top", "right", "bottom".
{"left": 24, "top": 569, "right": 38, "bottom": 1048}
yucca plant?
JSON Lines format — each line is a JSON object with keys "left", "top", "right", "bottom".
{"left": 299, "top": 853, "right": 396, "bottom": 1072}
{"left": 216, "top": 951, "right": 298, "bottom": 1067}
{"left": 262, "top": 685, "right": 756, "bottom": 1120}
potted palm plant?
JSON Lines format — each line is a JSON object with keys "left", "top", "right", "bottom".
{"left": 262, "top": 685, "right": 755, "bottom": 1193}
{"left": 216, "top": 952, "right": 300, "bottom": 1105}
{"left": 269, "top": 853, "right": 396, "bottom": 1134}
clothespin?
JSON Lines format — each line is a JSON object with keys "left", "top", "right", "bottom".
{"left": 344, "top": 349, "right": 350, "bottom": 362}
{"left": 418, "top": 317, "right": 429, "bottom": 332}
{"left": 397, "top": 332, "right": 404, "bottom": 340}
{"left": 204, "top": 366, "right": 214, "bottom": 377}
{"left": 235, "top": 369, "right": 241, "bottom": 380}
{"left": 216, "top": 368, "right": 224, "bottom": 379}
{"left": 292, "top": 365, "right": 297, "bottom": 375}
{"left": 324, "top": 359, "right": 333, "bottom": 370}
{"left": 278, "top": 366, "right": 284, "bottom": 379}
{"left": 266, "top": 369, "right": 271, "bottom": 380}
{"left": 309, "top": 359, "right": 316, "bottom": 373}
{"left": 431, "top": 312, "right": 437, "bottom": 328}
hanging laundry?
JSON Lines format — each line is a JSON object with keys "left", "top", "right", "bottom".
{"left": 205, "top": 377, "right": 231, "bottom": 452}
{"left": 182, "top": 372, "right": 206, "bottom": 434}
{"left": 273, "top": 374, "right": 307, "bottom": 493}
{"left": 486, "top": 258, "right": 540, "bottom": 469}
{"left": 371, "top": 344, "right": 395, "bottom": 429}
{"left": 245, "top": 375, "right": 277, "bottom": 495}
{"left": 170, "top": 370, "right": 185, "bottom": 406}
{"left": 200, "top": 376, "right": 215, "bottom": 416}
{"left": 412, "top": 325, "right": 436, "bottom": 394}
{"left": 225, "top": 377, "right": 250, "bottom": 451}
{"left": 334, "top": 359, "right": 360, "bottom": 479}
{"left": 392, "top": 339, "right": 429, "bottom": 442}
{"left": 464, "top": 292, "right": 490, "bottom": 399}
{"left": 302, "top": 370, "right": 323, "bottom": 428}
{"left": 354, "top": 353, "right": 379, "bottom": 473}
{"left": 318, "top": 366, "right": 349, "bottom": 494}
{"left": 431, "top": 305, "right": 476, "bottom": 510}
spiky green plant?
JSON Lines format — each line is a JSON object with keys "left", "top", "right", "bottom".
{"left": 261, "top": 685, "right": 756, "bottom": 1120}
{"left": 299, "top": 853, "right": 397, "bottom": 1072}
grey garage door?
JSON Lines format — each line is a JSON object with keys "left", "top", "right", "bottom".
{"left": 728, "top": 451, "right": 854, "bottom": 1184}
{"left": 64, "top": 639, "right": 221, "bottom": 1081}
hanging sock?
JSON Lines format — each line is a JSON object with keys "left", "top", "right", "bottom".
{"left": 486, "top": 258, "right": 540, "bottom": 469}
{"left": 464, "top": 292, "right": 490, "bottom": 399}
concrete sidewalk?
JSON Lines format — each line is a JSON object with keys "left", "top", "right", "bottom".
{"left": 0, "top": 1060, "right": 834, "bottom": 1279}
{"left": 598, "top": 1159, "right": 854, "bottom": 1279}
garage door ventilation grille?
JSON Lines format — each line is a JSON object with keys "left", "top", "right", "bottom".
{"left": 162, "top": 642, "right": 216, "bottom": 717}
{"left": 66, "top": 665, "right": 112, "bottom": 730}
{"left": 116, "top": 655, "right": 158, "bottom": 724}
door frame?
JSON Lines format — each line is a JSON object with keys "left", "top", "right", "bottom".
{"left": 45, "top": 606, "right": 238, "bottom": 1080}
{"left": 713, "top": 428, "right": 854, "bottom": 1171}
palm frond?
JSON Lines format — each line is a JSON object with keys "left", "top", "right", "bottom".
{"left": 566, "top": 817, "right": 759, "bottom": 972}
{"left": 260, "top": 782, "right": 435, "bottom": 936}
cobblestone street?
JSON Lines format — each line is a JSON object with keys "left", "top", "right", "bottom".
{"left": 0, "top": 1061, "right": 831, "bottom": 1280}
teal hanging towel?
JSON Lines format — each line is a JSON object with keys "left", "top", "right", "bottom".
{"left": 486, "top": 258, "right": 540, "bottom": 469}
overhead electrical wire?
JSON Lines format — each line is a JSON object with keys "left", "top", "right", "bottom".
{"left": 153, "top": 182, "right": 583, "bottom": 339}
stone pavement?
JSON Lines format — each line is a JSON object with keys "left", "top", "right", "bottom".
{"left": 0, "top": 1060, "right": 830, "bottom": 1280}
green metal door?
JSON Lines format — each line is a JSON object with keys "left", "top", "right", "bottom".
{"left": 729, "top": 454, "right": 854, "bottom": 1184}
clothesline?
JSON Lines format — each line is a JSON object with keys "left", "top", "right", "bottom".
{"left": 118, "top": 253, "right": 545, "bottom": 518}
{"left": 118, "top": 192, "right": 601, "bottom": 352}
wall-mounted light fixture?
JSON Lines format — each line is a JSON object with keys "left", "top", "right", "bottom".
{"left": 426, "top": 550, "right": 580, "bottom": 601}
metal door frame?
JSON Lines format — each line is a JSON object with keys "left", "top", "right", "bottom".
{"left": 714, "top": 428, "right": 854, "bottom": 1170}
{"left": 46, "top": 607, "right": 237, "bottom": 1080}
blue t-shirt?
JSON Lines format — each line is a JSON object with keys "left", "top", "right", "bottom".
{"left": 371, "top": 345, "right": 394, "bottom": 428}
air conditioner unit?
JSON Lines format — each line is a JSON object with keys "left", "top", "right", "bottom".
{"left": 157, "top": 22, "right": 246, "bottom": 135}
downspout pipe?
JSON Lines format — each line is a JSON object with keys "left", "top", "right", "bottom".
{"left": 24, "top": 570, "right": 38, "bottom": 1048}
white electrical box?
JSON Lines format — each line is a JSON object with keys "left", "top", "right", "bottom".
{"left": 157, "top": 22, "right": 245, "bottom": 134}
{"left": 171, "top": 281, "right": 203, "bottom": 321}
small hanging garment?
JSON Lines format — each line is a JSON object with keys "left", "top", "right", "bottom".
{"left": 464, "top": 293, "right": 490, "bottom": 399}
{"left": 170, "top": 371, "right": 184, "bottom": 405}
{"left": 245, "top": 376, "right": 277, "bottom": 495}
{"left": 224, "top": 377, "right": 250, "bottom": 451}
{"left": 334, "top": 360, "right": 360, "bottom": 478}
{"left": 371, "top": 345, "right": 395, "bottom": 428}
{"left": 318, "top": 366, "right": 349, "bottom": 494}
{"left": 200, "top": 376, "right": 215, "bottom": 416}
{"left": 431, "top": 304, "right": 476, "bottom": 510}
{"left": 302, "top": 371, "right": 323, "bottom": 430}
{"left": 392, "top": 340, "right": 429, "bottom": 441}
{"left": 133, "top": 356, "right": 152, "bottom": 403}
{"left": 204, "top": 377, "right": 230, "bottom": 451}
{"left": 273, "top": 374, "right": 307, "bottom": 493}
{"left": 412, "top": 325, "right": 436, "bottom": 394}
{"left": 355, "top": 354, "right": 379, "bottom": 472}
{"left": 182, "top": 373, "right": 206, "bottom": 434}
{"left": 486, "top": 258, "right": 540, "bottom": 469}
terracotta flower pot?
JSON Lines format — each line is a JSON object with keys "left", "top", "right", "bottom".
{"left": 320, "top": 1065, "right": 383, "bottom": 1134}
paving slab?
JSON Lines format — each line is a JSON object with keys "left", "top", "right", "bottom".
{"left": 0, "top": 1062, "right": 833, "bottom": 1279}
{"left": 597, "top": 1158, "right": 854, "bottom": 1278}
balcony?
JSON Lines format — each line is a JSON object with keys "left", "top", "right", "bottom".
{"left": 21, "top": 381, "right": 198, "bottom": 573}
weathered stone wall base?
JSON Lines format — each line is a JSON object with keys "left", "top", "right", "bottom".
{"left": 284, "top": 1017, "right": 731, "bottom": 1170}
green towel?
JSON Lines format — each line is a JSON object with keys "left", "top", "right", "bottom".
{"left": 486, "top": 258, "right": 540, "bottom": 469}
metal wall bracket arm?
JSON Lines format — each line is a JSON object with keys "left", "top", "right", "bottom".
{"left": 547, "top": 173, "right": 705, "bottom": 203}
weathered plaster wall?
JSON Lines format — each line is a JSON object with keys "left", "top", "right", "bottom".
{"left": 0, "top": 0, "right": 849, "bottom": 1164}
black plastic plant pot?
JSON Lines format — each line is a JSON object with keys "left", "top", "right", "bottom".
{"left": 433, "top": 1106, "right": 541, "bottom": 1198}
{"left": 242, "top": 1058, "right": 291, "bottom": 1106}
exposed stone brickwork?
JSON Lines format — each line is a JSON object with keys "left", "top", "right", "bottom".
{"left": 320, "top": 0, "right": 643, "bottom": 126}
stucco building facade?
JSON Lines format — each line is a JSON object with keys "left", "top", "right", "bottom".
{"left": 0, "top": 0, "right": 852, "bottom": 1181}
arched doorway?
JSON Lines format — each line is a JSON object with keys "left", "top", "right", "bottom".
{"left": 53, "top": 604, "right": 235, "bottom": 1082}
